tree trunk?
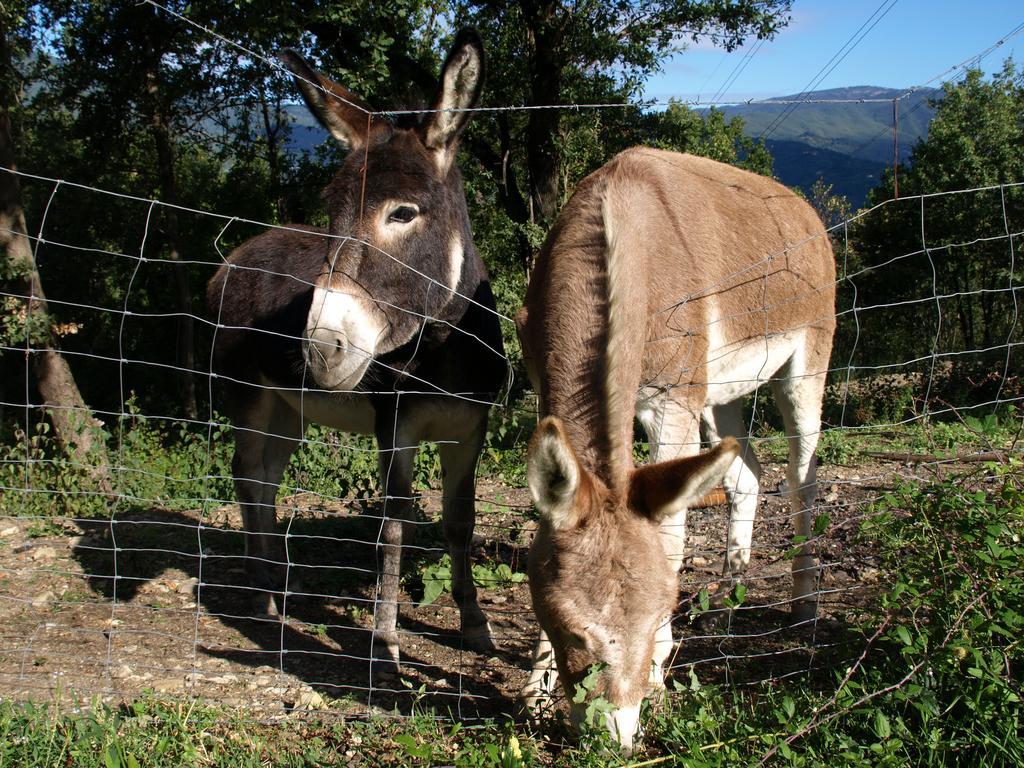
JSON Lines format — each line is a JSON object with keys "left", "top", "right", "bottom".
{"left": 523, "top": 0, "right": 563, "bottom": 231}
{"left": 259, "top": 88, "right": 289, "bottom": 222}
{"left": 145, "top": 57, "right": 198, "bottom": 420}
{"left": 0, "top": 50, "right": 112, "bottom": 493}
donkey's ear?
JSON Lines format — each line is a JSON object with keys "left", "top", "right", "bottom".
{"left": 527, "top": 417, "right": 583, "bottom": 531}
{"left": 628, "top": 438, "right": 741, "bottom": 522}
{"left": 279, "top": 50, "right": 375, "bottom": 151}
{"left": 423, "top": 29, "right": 485, "bottom": 170}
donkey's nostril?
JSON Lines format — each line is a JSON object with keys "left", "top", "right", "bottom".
{"left": 306, "top": 328, "right": 349, "bottom": 369}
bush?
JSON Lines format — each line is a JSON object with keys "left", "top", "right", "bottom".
{"left": 641, "top": 460, "right": 1024, "bottom": 766}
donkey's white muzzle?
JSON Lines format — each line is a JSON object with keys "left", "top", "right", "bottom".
{"left": 303, "top": 286, "right": 384, "bottom": 391}
{"left": 570, "top": 701, "right": 642, "bottom": 753}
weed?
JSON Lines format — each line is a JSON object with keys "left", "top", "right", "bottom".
{"left": 418, "top": 555, "right": 452, "bottom": 607}
{"left": 472, "top": 561, "right": 527, "bottom": 591}
{"left": 304, "top": 623, "right": 328, "bottom": 639}
{"left": 818, "top": 429, "right": 858, "bottom": 464}
{"left": 572, "top": 663, "right": 615, "bottom": 734}
{"left": 26, "top": 518, "right": 66, "bottom": 538}
{"left": 418, "top": 554, "right": 526, "bottom": 606}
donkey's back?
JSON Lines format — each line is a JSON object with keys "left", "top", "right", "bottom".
{"left": 525, "top": 147, "right": 834, "bottom": 415}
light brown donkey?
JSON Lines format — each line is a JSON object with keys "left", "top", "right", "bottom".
{"left": 516, "top": 148, "right": 836, "bottom": 749}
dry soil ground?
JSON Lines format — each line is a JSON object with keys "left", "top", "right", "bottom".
{"left": 0, "top": 455, "right": 942, "bottom": 723}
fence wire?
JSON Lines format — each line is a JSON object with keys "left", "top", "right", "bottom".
{"left": 2, "top": 160, "right": 1020, "bottom": 728}
{"left": 2, "top": 24, "right": 1024, "bottom": 749}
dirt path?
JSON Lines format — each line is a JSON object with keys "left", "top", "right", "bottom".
{"left": 0, "top": 458, "right": 930, "bottom": 720}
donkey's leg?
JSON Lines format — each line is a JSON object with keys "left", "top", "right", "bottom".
{"left": 371, "top": 418, "right": 418, "bottom": 675}
{"left": 770, "top": 358, "right": 828, "bottom": 624}
{"left": 438, "top": 416, "right": 495, "bottom": 652}
{"left": 705, "top": 400, "right": 762, "bottom": 592}
{"left": 637, "top": 392, "right": 702, "bottom": 685}
{"left": 521, "top": 629, "right": 559, "bottom": 715}
{"left": 233, "top": 392, "right": 303, "bottom": 616}
{"left": 638, "top": 393, "right": 703, "bottom": 572}
{"left": 650, "top": 616, "right": 674, "bottom": 690}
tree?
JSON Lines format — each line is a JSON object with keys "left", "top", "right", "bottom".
{"left": 3, "top": 2, "right": 792, "bottom": 423}
{"left": 806, "top": 177, "right": 853, "bottom": 232}
{"left": 844, "top": 60, "right": 1024, "bottom": 397}
{"left": 42, "top": 0, "right": 253, "bottom": 420}
{"left": 1, "top": 4, "right": 111, "bottom": 491}
{"left": 456, "top": 0, "right": 792, "bottom": 268}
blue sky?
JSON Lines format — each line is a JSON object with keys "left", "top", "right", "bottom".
{"left": 644, "top": 1, "right": 1023, "bottom": 103}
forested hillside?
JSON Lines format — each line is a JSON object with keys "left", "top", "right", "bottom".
{"left": 719, "top": 86, "right": 938, "bottom": 205}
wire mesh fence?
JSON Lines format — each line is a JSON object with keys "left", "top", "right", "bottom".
{"left": 2, "top": 156, "right": 1021, "bottom": 727}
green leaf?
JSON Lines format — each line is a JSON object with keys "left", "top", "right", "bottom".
{"left": 734, "top": 582, "right": 747, "bottom": 605}
{"left": 698, "top": 588, "right": 710, "bottom": 613}
{"left": 420, "top": 578, "right": 445, "bottom": 607}
{"left": 782, "top": 695, "right": 795, "bottom": 719}
{"left": 874, "top": 711, "right": 891, "bottom": 739}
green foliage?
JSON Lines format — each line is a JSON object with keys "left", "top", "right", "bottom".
{"left": 638, "top": 464, "right": 1024, "bottom": 767}
{"left": 418, "top": 554, "right": 525, "bottom": 607}
{"left": 479, "top": 405, "right": 535, "bottom": 486}
{"left": 817, "top": 429, "right": 858, "bottom": 465}
{"left": 571, "top": 663, "right": 617, "bottom": 746}
{"left": 0, "top": 420, "right": 109, "bottom": 519}
{"left": 0, "top": 693, "right": 539, "bottom": 767}
{"left": 418, "top": 554, "right": 452, "bottom": 607}
{"left": 0, "top": 259, "right": 52, "bottom": 347}
{"left": 1, "top": 465, "right": 1022, "bottom": 765}
{"left": 0, "top": 405, "right": 469, "bottom": 522}
{"left": 852, "top": 463, "right": 1024, "bottom": 765}
{"left": 825, "top": 375, "right": 918, "bottom": 428}
{"left": 842, "top": 60, "right": 1024, "bottom": 385}
{"left": 113, "top": 404, "right": 235, "bottom": 511}
{"left": 472, "top": 561, "right": 527, "bottom": 591}
{"left": 807, "top": 177, "right": 854, "bottom": 231}
{"left": 283, "top": 424, "right": 378, "bottom": 501}
{"left": 0, "top": 696, "right": 246, "bottom": 768}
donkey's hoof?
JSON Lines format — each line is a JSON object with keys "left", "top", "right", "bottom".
{"left": 790, "top": 599, "right": 818, "bottom": 625}
{"left": 518, "top": 691, "right": 554, "bottom": 723}
{"left": 463, "top": 621, "right": 498, "bottom": 653}
{"left": 370, "top": 658, "right": 400, "bottom": 682}
{"left": 693, "top": 605, "right": 732, "bottom": 633}
{"left": 250, "top": 591, "right": 282, "bottom": 619}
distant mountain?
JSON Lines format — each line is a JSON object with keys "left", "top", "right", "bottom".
{"left": 280, "top": 86, "right": 942, "bottom": 209}
{"left": 282, "top": 104, "right": 327, "bottom": 153}
{"left": 717, "top": 86, "right": 940, "bottom": 206}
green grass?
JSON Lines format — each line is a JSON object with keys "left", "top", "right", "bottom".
{"left": 754, "top": 408, "right": 1019, "bottom": 466}
{"left": 4, "top": 459, "right": 1020, "bottom": 767}
{"left": 0, "top": 696, "right": 531, "bottom": 768}
{"left": 2, "top": 400, "right": 1022, "bottom": 766}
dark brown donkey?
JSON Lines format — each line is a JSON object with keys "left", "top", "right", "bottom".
{"left": 517, "top": 148, "right": 836, "bottom": 749}
{"left": 206, "top": 31, "right": 506, "bottom": 674}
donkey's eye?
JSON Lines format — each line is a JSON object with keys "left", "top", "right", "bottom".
{"left": 387, "top": 205, "right": 419, "bottom": 224}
